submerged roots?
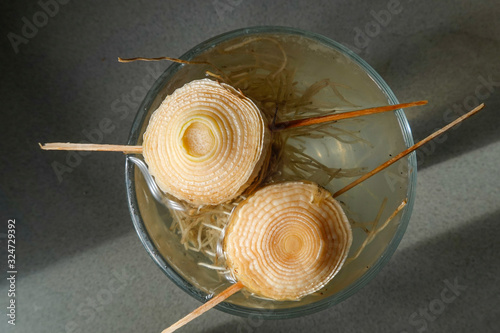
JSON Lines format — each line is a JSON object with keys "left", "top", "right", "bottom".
{"left": 169, "top": 201, "right": 237, "bottom": 275}
{"left": 346, "top": 198, "right": 408, "bottom": 264}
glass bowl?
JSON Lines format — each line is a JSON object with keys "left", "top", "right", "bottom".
{"left": 125, "top": 26, "right": 416, "bottom": 319}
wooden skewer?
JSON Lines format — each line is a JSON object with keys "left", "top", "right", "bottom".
{"left": 39, "top": 143, "right": 143, "bottom": 154}
{"left": 162, "top": 281, "right": 244, "bottom": 333}
{"left": 38, "top": 101, "right": 427, "bottom": 154}
{"left": 272, "top": 100, "right": 428, "bottom": 131}
{"left": 333, "top": 103, "right": 485, "bottom": 198}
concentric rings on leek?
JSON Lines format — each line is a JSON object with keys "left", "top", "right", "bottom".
{"left": 224, "top": 181, "right": 352, "bottom": 301}
{"left": 143, "top": 79, "right": 270, "bottom": 206}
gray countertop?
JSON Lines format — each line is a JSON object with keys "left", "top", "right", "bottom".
{"left": 1, "top": 1, "right": 499, "bottom": 332}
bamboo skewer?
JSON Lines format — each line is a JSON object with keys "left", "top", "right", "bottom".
{"left": 272, "top": 100, "right": 428, "bottom": 130}
{"left": 333, "top": 103, "right": 485, "bottom": 198}
{"left": 39, "top": 143, "right": 143, "bottom": 154}
{"left": 39, "top": 100, "right": 428, "bottom": 154}
{"left": 162, "top": 281, "right": 244, "bottom": 333}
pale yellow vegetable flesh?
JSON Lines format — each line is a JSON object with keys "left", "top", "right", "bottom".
{"left": 224, "top": 181, "right": 352, "bottom": 301}
{"left": 143, "top": 79, "right": 270, "bottom": 206}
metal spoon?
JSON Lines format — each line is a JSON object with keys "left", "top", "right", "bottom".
{"left": 128, "top": 156, "right": 184, "bottom": 211}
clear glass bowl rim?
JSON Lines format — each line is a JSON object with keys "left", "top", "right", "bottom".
{"left": 125, "top": 25, "right": 417, "bottom": 319}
